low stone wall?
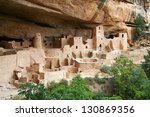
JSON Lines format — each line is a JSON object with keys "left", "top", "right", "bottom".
{"left": 75, "top": 60, "right": 97, "bottom": 71}
{"left": 41, "top": 70, "right": 67, "bottom": 86}
{"left": 45, "top": 49, "right": 62, "bottom": 57}
{"left": 61, "top": 66, "right": 78, "bottom": 73}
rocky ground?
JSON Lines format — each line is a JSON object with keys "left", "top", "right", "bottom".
{"left": 135, "top": 38, "right": 150, "bottom": 47}
{"left": 0, "top": 84, "right": 18, "bottom": 100}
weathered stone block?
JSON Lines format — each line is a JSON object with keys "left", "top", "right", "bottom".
{"left": 42, "top": 70, "right": 67, "bottom": 86}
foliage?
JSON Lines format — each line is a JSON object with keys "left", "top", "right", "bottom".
{"left": 93, "top": 92, "right": 122, "bottom": 100}
{"left": 92, "top": 92, "right": 105, "bottom": 100}
{"left": 139, "top": 80, "right": 150, "bottom": 99}
{"left": 142, "top": 50, "right": 150, "bottom": 79}
{"left": 134, "top": 15, "right": 146, "bottom": 41}
{"left": 46, "top": 75, "right": 93, "bottom": 100}
{"left": 94, "top": 77, "right": 106, "bottom": 85}
{"left": 46, "top": 80, "right": 69, "bottom": 100}
{"left": 18, "top": 76, "right": 93, "bottom": 100}
{"left": 101, "top": 95, "right": 122, "bottom": 100}
{"left": 94, "top": 73, "right": 106, "bottom": 84}
{"left": 111, "top": 55, "right": 149, "bottom": 99}
{"left": 68, "top": 75, "right": 93, "bottom": 100}
{"left": 94, "top": 72, "right": 99, "bottom": 79}
{"left": 18, "top": 83, "right": 46, "bottom": 100}
{"left": 101, "top": 65, "right": 112, "bottom": 75}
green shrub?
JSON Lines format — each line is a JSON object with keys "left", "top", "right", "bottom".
{"left": 140, "top": 80, "right": 150, "bottom": 99}
{"left": 142, "top": 50, "right": 150, "bottom": 79}
{"left": 46, "top": 75, "right": 93, "bottom": 100}
{"left": 18, "top": 83, "right": 46, "bottom": 100}
{"left": 94, "top": 77, "right": 106, "bottom": 85}
{"left": 46, "top": 80, "right": 69, "bottom": 100}
{"left": 93, "top": 92, "right": 122, "bottom": 100}
{"left": 92, "top": 92, "right": 105, "bottom": 100}
{"left": 101, "top": 95, "right": 122, "bottom": 100}
{"left": 69, "top": 75, "right": 93, "bottom": 100}
{"left": 134, "top": 15, "right": 146, "bottom": 41}
{"left": 111, "top": 55, "right": 149, "bottom": 99}
{"left": 101, "top": 65, "right": 112, "bottom": 75}
{"left": 94, "top": 72, "right": 99, "bottom": 79}
{"left": 18, "top": 76, "right": 93, "bottom": 100}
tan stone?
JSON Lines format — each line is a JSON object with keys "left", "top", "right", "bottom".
{"left": 17, "top": 50, "right": 30, "bottom": 68}
{"left": 62, "top": 45, "right": 72, "bottom": 58}
{"left": 94, "top": 25, "right": 128, "bottom": 51}
{"left": 45, "top": 49, "right": 62, "bottom": 57}
{"left": 71, "top": 37, "right": 85, "bottom": 51}
{"left": 0, "top": 0, "right": 148, "bottom": 42}
{"left": 42, "top": 70, "right": 67, "bottom": 86}
{"left": 61, "top": 66, "right": 78, "bottom": 73}
{"left": 85, "top": 39, "right": 94, "bottom": 50}
{"left": 30, "top": 73, "right": 40, "bottom": 84}
{"left": 75, "top": 59, "right": 98, "bottom": 71}
{"left": 33, "top": 33, "right": 43, "bottom": 49}
{"left": 0, "top": 24, "right": 130, "bottom": 86}
{"left": 30, "top": 48, "right": 45, "bottom": 66}
{"left": 18, "top": 77, "right": 27, "bottom": 83}
{"left": 0, "top": 55, "right": 16, "bottom": 85}
{"left": 27, "top": 63, "right": 43, "bottom": 73}
{"left": 0, "top": 14, "right": 92, "bottom": 41}
{"left": 50, "top": 58, "right": 60, "bottom": 69}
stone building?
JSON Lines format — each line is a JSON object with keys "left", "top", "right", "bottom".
{"left": 0, "top": 25, "right": 128, "bottom": 86}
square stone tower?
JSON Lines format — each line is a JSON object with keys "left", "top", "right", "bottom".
{"left": 93, "top": 25, "right": 105, "bottom": 50}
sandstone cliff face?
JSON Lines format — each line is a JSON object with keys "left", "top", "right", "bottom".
{"left": 101, "top": 0, "right": 147, "bottom": 39}
{"left": 0, "top": 14, "right": 92, "bottom": 40}
{"left": 26, "top": 0, "right": 101, "bottom": 22}
{"left": 0, "top": 0, "right": 149, "bottom": 40}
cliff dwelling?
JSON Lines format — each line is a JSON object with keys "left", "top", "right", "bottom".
{"left": 0, "top": 0, "right": 150, "bottom": 99}
{"left": 0, "top": 25, "right": 128, "bottom": 87}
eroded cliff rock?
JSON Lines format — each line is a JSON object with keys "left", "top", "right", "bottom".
{"left": 0, "top": 14, "right": 92, "bottom": 40}
{"left": 0, "top": 0, "right": 149, "bottom": 40}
